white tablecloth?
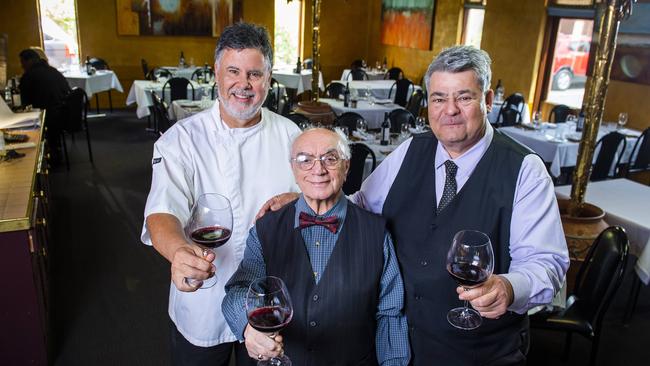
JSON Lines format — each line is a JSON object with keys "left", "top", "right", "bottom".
{"left": 320, "top": 98, "right": 403, "bottom": 129}
{"left": 488, "top": 101, "right": 531, "bottom": 124}
{"left": 334, "top": 80, "right": 421, "bottom": 103}
{"left": 555, "top": 179, "right": 650, "bottom": 284}
{"left": 340, "top": 68, "right": 386, "bottom": 81}
{"left": 126, "top": 80, "right": 213, "bottom": 119}
{"left": 500, "top": 124, "right": 638, "bottom": 177}
{"left": 64, "top": 70, "right": 123, "bottom": 98}
{"left": 272, "top": 69, "right": 324, "bottom": 94}
{"left": 169, "top": 99, "right": 214, "bottom": 120}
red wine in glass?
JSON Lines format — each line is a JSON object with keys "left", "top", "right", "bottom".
{"left": 190, "top": 226, "right": 232, "bottom": 248}
{"left": 248, "top": 306, "right": 292, "bottom": 333}
{"left": 185, "top": 193, "right": 233, "bottom": 289}
{"left": 446, "top": 230, "right": 494, "bottom": 330}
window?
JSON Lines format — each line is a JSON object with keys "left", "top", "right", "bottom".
{"left": 461, "top": 1, "right": 486, "bottom": 49}
{"left": 39, "top": 0, "right": 79, "bottom": 68}
{"left": 274, "top": 0, "right": 303, "bottom": 69}
{"left": 545, "top": 18, "right": 594, "bottom": 109}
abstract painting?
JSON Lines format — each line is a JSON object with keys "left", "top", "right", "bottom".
{"left": 117, "top": 0, "right": 243, "bottom": 37}
{"left": 380, "top": 0, "right": 435, "bottom": 50}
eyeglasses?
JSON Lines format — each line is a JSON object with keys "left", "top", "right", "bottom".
{"left": 291, "top": 153, "right": 344, "bottom": 171}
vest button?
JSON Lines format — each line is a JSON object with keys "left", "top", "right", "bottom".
{"left": 310, "top": 321, "right": 317, "bottom": 327}
{"left": 420, "top": 260, "right": 428, "bottom": 266}
{"left": 312, "top": 294, "right": 319, "bottom": 301}
{"left": 430, "top": 223, "right": 438, "bottom": 229}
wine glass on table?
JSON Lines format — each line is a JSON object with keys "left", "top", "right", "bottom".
{"left": 246, "top": 276, "right": 294, "bottom": 366}
{"left": 446, "top": 230, "right": 494, "bottom": 330}
{"left": 356, "top": 119, "right": 368, "bottom": 137}
{"left": 185, "top": 193, "right": 233, "bottom": 289}
{"left": 617, "top": 112, "right": 628, "bottom": 130}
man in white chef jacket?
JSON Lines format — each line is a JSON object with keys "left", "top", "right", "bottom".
{"left": 141, "top": 23, "right": 300, "bottom": 366}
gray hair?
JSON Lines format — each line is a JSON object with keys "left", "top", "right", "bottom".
{"left": 290, "top": 127, "right": 352, "bottom": 161}
{"left": 424, "top": 45, "right": 492, "bottom": 93}
{"left": 214, "top": 22, "right": 273, "bottom": 72}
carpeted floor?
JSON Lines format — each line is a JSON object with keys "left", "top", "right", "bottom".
{"left": 48, "top": 109, "right": 649, "bottom": 365}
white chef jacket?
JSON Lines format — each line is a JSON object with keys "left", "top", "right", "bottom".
{"left": 141, "top": 101, "right": 300, "bottom": 347}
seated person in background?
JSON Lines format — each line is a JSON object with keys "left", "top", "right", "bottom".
{"left": 222, "top": 128, "right": 410, "bottom": 365}
{"left": 18, "top": 48, "right": 71, "bottom": 162}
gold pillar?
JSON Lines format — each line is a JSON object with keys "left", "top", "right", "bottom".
{"left": 310, "top": 0, "right": 321, "bottom": 102}
{"left": 568, "top": 0, "right": 635, "bottom": 216}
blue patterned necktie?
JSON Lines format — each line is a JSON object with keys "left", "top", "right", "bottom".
{"left": 437, "top": 160, "right": 458, "bottom": 214}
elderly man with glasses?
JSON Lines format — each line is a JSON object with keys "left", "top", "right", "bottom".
{"left": 222, "top": 128, "right": 410, "bottom": 365}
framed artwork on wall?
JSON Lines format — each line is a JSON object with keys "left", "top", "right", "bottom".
{"left": 116, "top": 0, "right": 243, "bottom": 37}
{"left": 380, "top": 0, "right": 435, "bottom": 50}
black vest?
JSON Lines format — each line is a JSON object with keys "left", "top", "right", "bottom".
{"left": 383, "top": 131, "right": 533, "bottom": 366}
{"left": 256, "top": 200, "right": 385, "bottom": 366}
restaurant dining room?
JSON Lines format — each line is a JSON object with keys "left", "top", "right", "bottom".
{"left": 1, "top": 0, "right": 650, "bottom": 365}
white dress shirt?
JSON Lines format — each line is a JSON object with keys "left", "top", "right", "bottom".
{"left": 141, "top": 101, "right": 300, "bottom": 346}
{"left": 351, "top": 124, "right": 569, "bottom": 314}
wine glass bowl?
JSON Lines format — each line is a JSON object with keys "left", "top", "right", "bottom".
{"left": 185, "top": 193, "right": 233, "bottom": 289}
{"left": 617, "top": 112, "right": 628, "bottom": 129}
{"left": 356, "top": 119, "right": 368, "bottom": 136}
{"left": 246, "top": 276, "right": 293, "bottom": 365}
{"left": 446, "top": 230, "right": 494, "bottom": 330}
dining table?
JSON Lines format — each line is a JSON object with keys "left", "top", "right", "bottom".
{"left": 63, "top": 69, "right": 124, "bottom": 114}
{"left": 334, "top": 79, "right": 421, "bottom": 102}
{"left": 126, "top": 80, "right": 214, "bottom": 119}
{"left": 272, "top": 69, "right": 324, "bottom": 94}
{"left": 499, "top": 122, "right": 640, "bottom": 177}
{"left": 319, "top": 97, "right": 404, "bottom": 129}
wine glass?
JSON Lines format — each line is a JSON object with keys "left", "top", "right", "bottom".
{"left": 356, "top": 119, "right": 368, "bottom": 136}
{"left": 246, "top": 276, "right": 294, "bottom": 366}
{"left": 446, "top": 230, "right": 494, "bottom": 330}
{"left": 415, "top": 116, "right": 426, "bottom": 132}
{"left": 399, "top": 122, "right": 410, "bottom": 141}
{"left": 617, "top": 112, "right": 628, "bottom": 130}
{"left": 185, "top": 193, "right": 233, "bottom": 289}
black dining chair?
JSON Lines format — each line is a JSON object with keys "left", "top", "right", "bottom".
{"left": 325, "top": 82, "right": 346, "bottom": 99}
{"left": 162, "top": 77, "right": 194, "bottom": 103}
{"left": 549, "top": 104, "right": 573, "bottom": 123}
{"left": 60, "top": 87, "right": 93, "bottom": 170}
{"left": 591, "top": 132, "right": 627, "bottom": 181}
{"left": 530, "top": 226, "right": 629, "bottom": 366}
{"left": 388, "top": 109, "right": 415, "bottom": 134}
{"left": 303, "top": 58, "right": 313, "bottom": 69}
{"left": 151, "top": 91, "right": 174, "bottom": 135}
{"left": 263, "top": 78, "right": 281, "bottom": 113}
{"left": 342, "top": 143, "right": 376, "bottom": 195}
{"left": 495, "top": 93, "right": 526, "bottom": 127}
{"left": 625, "top": 127, "right": 650, "bottom": 178}
{"left": 87, "top": 57, "right": 114, "bottom": 113}
{"left": 385, "top": 67, "right": 403, "bottom": 81}
{"left": 406, "top": 89, "right": 424, "bottom": 118}
{"left": 287, "top": 113, "right": 311, "bottom": 128}
{"left": 151, "top": 67, "right": 172, "bottom": 81}
{"left": 335, "top": 112, "right": 365, "bottom": 136}
{"left": 190, "top": 67, "right": 214, "bottom": 82}
{"left": 388, "top": 79, "right": 414, "bottom": 107}
{"left": 349, "top": 68, "right": 369, "bottom": 81}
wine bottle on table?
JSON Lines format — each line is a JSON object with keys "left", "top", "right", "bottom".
{"left": 179, "top": 51, "right": 185, "bottom": 68}
{"left": 380, "top": 112, "right": 391, "bottom": 146}
{"left": 343, "top": 82, "right": 350, "bottom": 107}
{"left": 296, "top": 57, "right": 302, "bottom": 73}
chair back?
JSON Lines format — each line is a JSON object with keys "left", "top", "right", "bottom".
{"left": 303, "top": 58, "right": 313, "bottom": 69}
{"left": 591, "top": 132, "right": 626, "bottom": 181}
{"left": 151, "top": 91, "right": 174, "bottom": 134}
{"left": 406, "top": 89, "right": 424, "bottom": 117}
{"left": 163, "top": 77, "right": 194, "bottom": 102}
{"left": 549, "top": 104, "right": 572, "bottom": 123}
{"left": 263, "top": 78, "right": 281, "bottom": 113}
{"left": 627, "top": 127, "right": 650, "bottom": 175}
{"left": 350, "top": 68, "right": 368, "bottom": 81}
{"left": 496, "top": 93, "right": 526, "bottom": 127}
{"left": 342, "top": 143, "right": 376, "bottom": 195}
{"left": 350, "top": 59, "right": 364, "bottom": 69}
{"left": 335, "top": 112, "right": 365, "bottom": 136}
{"left": 385, "top": 67, "right": 403, "bottom": 80}
{"left": 388, "top": 79, "right": 413, "bottom": 107}
{"left": 388, "top": 109, "right": 415, "bottom": 133}
{"left": 61, "top": 87, "right": 88, "bottom": 133}
{"left": 326, "top": 82, "right": 346, "bottom": 99}
{"left": 152, "top": 67, "right": 172, "bottom": 80}
{"left": 190, "top": 67, "right": 214, "bottom": 81}
{"left": 287, "top": 113, "right": 311, "bottom": 127}
{"left": 573, "top": 226, "right": 628, "bottom": 325}
{"left": 141, "top": 59, "right": 150, "bottom": 79}
{"left": 89, "top": 57, "right": 109, "bottom": 70}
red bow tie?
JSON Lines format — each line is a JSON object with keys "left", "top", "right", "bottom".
{"left": 298, "top": 211, "right": 340, "bottom": 233}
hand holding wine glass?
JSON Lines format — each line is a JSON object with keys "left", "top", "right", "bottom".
{"left": 184, "top": 193, "right": 233, "bottom": 289}
{"left": 446, "top": 230, "right": 494, "bottom": 330}
{"left": 246, "top": 276, "right": 293, "bottom": 365}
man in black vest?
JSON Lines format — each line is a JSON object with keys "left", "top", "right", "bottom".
{"left": 222, "top": 128, "right": 410, "bottom": 365}
{"left": 349, "top": 46, "right": 569, "bottom": 365}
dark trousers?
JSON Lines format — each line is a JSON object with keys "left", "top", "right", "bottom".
{"left": 170, "top": 321, "right": 252, "bottom": 366}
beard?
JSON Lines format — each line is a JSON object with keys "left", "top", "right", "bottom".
{"left": 218, "top": 86, "right": 267, "bottom": 121}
